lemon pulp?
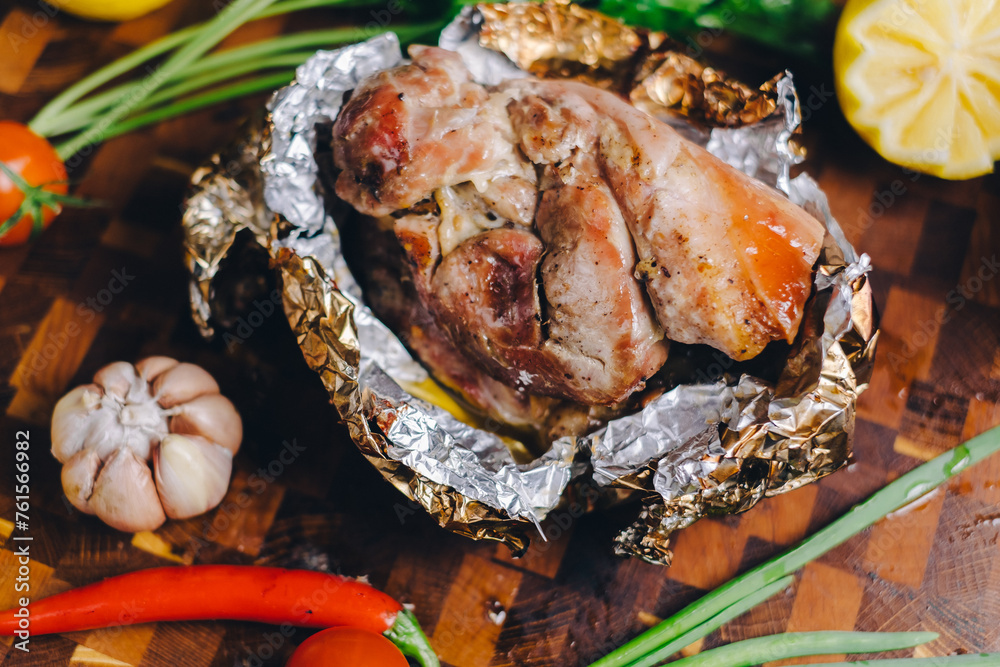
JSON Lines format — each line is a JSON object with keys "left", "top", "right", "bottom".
{"left": 834, "top": 0, "right": 1000, "bottom": 179}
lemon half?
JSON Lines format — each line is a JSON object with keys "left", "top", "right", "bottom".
{"left": 834, "top": 0, "right": 1000, "bottom": 179}
{"left": 48, "top": 0, "right": 175, "bottom": 22}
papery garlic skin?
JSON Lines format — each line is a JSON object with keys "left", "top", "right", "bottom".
{"left": 51, "top": 357, "right": 242, "bottom": 533}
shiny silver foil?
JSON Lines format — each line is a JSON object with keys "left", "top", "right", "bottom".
{"left": 183, "top": 3, "right": 876, "bottom": 563}
{"left": 259, "top": 33, "right": 577, "bottom": 550}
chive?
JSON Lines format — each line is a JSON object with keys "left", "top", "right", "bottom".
{"left": 38, "top": 54, "right": 310, "bottom": 137}
{"left": 54, "top": 0, "right": 281, "bottom": 160}
{"left": 65, "top": 71, "right": 299, "bottom": 147}
{"left": 621, "top": 576, "right": 795, "bottom": 667}
{"left": 660, "top": 632, "right": 938, "bottom": 667}
{"left": 28, "top": 0, "right": 380, "bottom": 133}
{"left": 28, "top": 28, "right": 196, "bottom": 134}
{"left": 589, "top": 425, "right": 1000, "bottom": 667}
{"left": 791, "top": 656, "right": 1000, "bottom": 667}
{"left": 38, "top": 21, "right": 440, "bottom": 138}
{"left": 75, "top": 20, "right": 444, "bottom": 147}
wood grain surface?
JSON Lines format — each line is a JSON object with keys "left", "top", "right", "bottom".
{"left": 1, "top": 2, "right": 999, "bottom": 666}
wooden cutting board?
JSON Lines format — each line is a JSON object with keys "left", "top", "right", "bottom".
{"left": 1, "top": 2, "right": 999, "bottom": 665}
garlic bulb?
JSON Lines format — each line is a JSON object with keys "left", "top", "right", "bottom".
{"left": 51, "top": 357, "right": 242, "bottom": 532}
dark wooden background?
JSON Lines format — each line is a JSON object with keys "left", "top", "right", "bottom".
{"left": 1, "top": 1, "right": 999, "bottom": 665}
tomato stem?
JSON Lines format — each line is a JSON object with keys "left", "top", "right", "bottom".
{"left": 0, "top": 162, "right": 94, "bottom": 242}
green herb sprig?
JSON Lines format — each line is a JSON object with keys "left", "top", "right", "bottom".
{"left": 595, "top": 0, "right": 837, "bottom": 58}
{"left": 590, "top": 424, "right": 1000, "bottom": 667}
{"left": 27, "top": 0, "right": 450, "bottom": 161}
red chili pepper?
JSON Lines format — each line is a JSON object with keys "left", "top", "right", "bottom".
{"left": 0, "top": 565, "right": 438, "bottom": 667}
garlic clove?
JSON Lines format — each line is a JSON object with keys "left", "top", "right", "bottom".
{"left": 153, "top": 363, "right": 220, "bottom": 408}
{"left": 154, "top": 434, "right": 233, "bottom": 520}
{"left": 135, "top": 355, "right": 179, "bottom": 382}
{"left": 94, "top": 361, "right": 139, "bottom": 401}
{"left": 61, "top": 448, "right": 101, "bottom": 515}
{"left": 169, "top": 394, "right": 242, "bottom": 454}
{"left": 89, "top": 447, "right": 166, "bottom": 533}
{"left": 51, "top": 384, "right": 104, "bottom": 462}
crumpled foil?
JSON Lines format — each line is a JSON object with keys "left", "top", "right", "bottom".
{"left": 182, "top": 120, "right": 273, "bottom": 337}
{"left": 475, "top": 0, "right": 782, "bottom": 130}
{"left": 182, "top": 2, "right": 877, "bottom": 564}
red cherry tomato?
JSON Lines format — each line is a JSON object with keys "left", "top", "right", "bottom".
{"left": 287, "top": 627, "right": 409, "bottom": 667}
{"left": 0, "top": 121, "right": 68, "bottom": 246}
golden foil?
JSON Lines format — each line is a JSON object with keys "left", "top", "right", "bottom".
{"left": 274, "top": 248, "right": 532, "bottom": 553}
{"left": 477, "top": 0, "right": 780, "bottom": 128}
{"left": 607, "top": 248, "right": 876, "bottom": 565}
{"left": 182, "top": 118, "right": 274, "bottom": 336}
{"left": 181, "top": 2, "right": 878, "bottom": 565}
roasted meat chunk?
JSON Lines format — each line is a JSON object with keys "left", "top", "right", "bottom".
{"left": 333, "top": 45, "right": 531, "bottom": 218}
{"left": 332, "top": 45, "right": 825, "bottom": 411}
{"left": 395, "top": 206, "right": 667, "bottom": 405}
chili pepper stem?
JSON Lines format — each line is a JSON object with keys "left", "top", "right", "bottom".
{"left": 384, "top": 608, "right": 440, "bottom": 667}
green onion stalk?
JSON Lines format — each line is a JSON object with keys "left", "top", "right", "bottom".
{"left": 27, "top": 0, "right": 453, "bottom": 162}
{"left": 588, "top": 425, "right": 1000, "bottom": 667}
{"left": 1, "top": 0, "right": 462, "bottom": 244}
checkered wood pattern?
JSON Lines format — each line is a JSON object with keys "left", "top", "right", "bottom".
{"left": 1, "top": 2, "right": 999, "bottom": 665}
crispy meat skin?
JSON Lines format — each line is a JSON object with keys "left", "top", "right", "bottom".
{"left": 352, "top": 213, "right": 555, "bottom": 428}
{"left": 333, "top": 46, "right": 825, "bottom": 408}
{"left": 504, "top": 78, "right": 824, "bottom": 360}
{"left": 333, "top": 46, "right": 527, "bottom": 218}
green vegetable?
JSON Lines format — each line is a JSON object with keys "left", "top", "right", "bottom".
{"left": 40, "top": 22, "right": 439, "bottom": 144}
{"left": 28, "top": 0, "right": 450, "bottom": 160}
{"left": 28, "top": 0, "right": 382, "bottom": 133}
{"left": 384, "top": 608, "right": 441, "bottom": 667}
{"left": 622, "top": 575, "right": 794, "bottom": 667}
{"left": 595, "top": 0, "right": 837, "bottom": 57}
{"left": 664, "top": 632, "right": 938, "bottom": 667}
{"left": 589, "top": 424, "right": 1000, "bottom": 667}
{"left": 53, "top": 0, "right": 281, "bottom": 160}
{"left": 793, "top": 657, "right": 1000, "bottom": 667}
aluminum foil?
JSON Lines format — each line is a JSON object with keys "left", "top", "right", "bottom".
{"left": 182, "top": 2, "right": 877, "bottom": 563}
{"left": 182, "top": 119, "right": 273, "bottom": 336}
{"left": 473, "top": 0, "right": 783, "bottom": 130}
